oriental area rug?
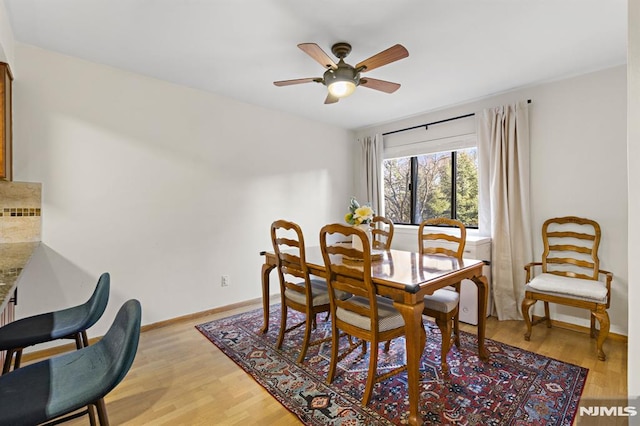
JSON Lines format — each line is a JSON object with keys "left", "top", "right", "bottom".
{"left": 196, "top": 306, "right": 587, "bottom": 425}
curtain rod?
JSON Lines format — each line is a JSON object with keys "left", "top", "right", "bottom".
{"left": 382, "top": 99, "right": 531, "bottom": 137}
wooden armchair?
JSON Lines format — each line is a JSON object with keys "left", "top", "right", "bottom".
{"left": 320, "top": 223, "right": 407, "bottom": 406}
{"left": 521, "top": 216, "right": 613, "bottom": 361}
{"left": 371, "top": 215, "right": 394, "bottom": 250}
{"left": 418, "top": 217, "right": 466, "bottom": 373}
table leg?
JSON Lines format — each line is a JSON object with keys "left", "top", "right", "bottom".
{"left": 471, "top": 275, "right": 489, "bottom": 359}
{"left": 260, "top": 262, "right": 276, "bottom": 334}
{"left": 394, "top": 300, "right": 426, "bottom": 426}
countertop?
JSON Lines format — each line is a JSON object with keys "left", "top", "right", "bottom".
{"left": 0, "top": 242, "right": 39, "bottom": 312}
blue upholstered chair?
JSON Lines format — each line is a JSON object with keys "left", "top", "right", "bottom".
{"left": 0, "top": 299, "right": 142, "bottom": 426}
{"left": 0, "top": 272, "right": 110, "bottom": 374}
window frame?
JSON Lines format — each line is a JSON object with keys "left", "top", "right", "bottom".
{"left": 382, "top": 146, "right": 478, "bottom": 228}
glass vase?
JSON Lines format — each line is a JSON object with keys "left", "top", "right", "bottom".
{"left": 352, "top": 223, "right": 372, "bottom": 252}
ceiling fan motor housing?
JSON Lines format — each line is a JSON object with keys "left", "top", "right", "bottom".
{"left": 323, "top": 62, "right": 360, "bottom": 88}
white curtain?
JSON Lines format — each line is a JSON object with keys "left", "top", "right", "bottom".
{"left": 358, "top": 134, "right": 383, "bottom": 215}
{"left": 477, "top": 101, "right": 533, "bottom": 320}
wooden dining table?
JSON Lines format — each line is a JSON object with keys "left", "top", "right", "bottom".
{"left": 260, "top": 247, "right": 489, "bottom": 426}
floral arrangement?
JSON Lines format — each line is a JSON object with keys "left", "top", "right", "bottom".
{"left": 344, "top": 197, "right": 375, "bottom": 225}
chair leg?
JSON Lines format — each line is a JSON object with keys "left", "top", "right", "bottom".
{"left": 543, "top": 302, "right": 552, "bottom": 328}
{"left": 326, "top": 324, "right": 340, "bottom": 384}
{"left": 435, "top": 317, "right": 452, "bottom": 374}
{"left": 297, "top": 312, "right": 313, "bottom": 363}
{"left": 2, "top": 348, "right": 24, "bottom": 374}
{"left": 12, "top": 348, "right": 22, "bottom": 372}
{"left": 74, "top": 332, "right": 84, "bottom": 350}
{"left": 81, "top": 330, "right": 90, "bottom": 348}
{"left": 590, "top": 314, "right": 597, "bottom": 338}
{"left": 521, "top": 298, "right": 536, "bottom": 341}
{"left": 88, "top": 403, "right": 97, "bottom": 426}
{"left": 453, "top": 312, "right": 460, "bottom": 348}
{"left": 276, "top": 303, "right": 288, "bottom": 349}
{"left": 383, "top": 340, "right": 391, "bottom": 352}
{"left": 2, "top": 349, "right": 13, "bottom": 374}
{"left": 362, "top": 338, "right": 378, "bottom": 406}
{"left": 592, "top": 307, "right": 610, "bottom": 361}
{"left": 95, "top": 398, "right": 110, "bottom": 426}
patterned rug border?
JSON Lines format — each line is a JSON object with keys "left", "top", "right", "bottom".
{"left": 196, "top": 305, "right": 588, "bottom": 425}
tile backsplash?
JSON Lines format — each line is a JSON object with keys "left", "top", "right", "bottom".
{"left": 0, "top": 181, "right": 42, "bottom": 243}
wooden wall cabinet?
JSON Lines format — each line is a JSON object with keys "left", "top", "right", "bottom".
{"left": 0, "top": 62, "right": 13, "bottom": 181}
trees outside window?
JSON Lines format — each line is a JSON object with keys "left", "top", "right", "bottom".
{"left": 383, "top": 148, "right": 478, "bottom": 227}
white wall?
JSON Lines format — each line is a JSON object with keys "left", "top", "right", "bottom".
{"left": 11, "top": 44, "right": 355, "bottom": 338}
{"left": 628, "top": 0, "right": 639, "bottom": 401}
{"left": 357, "top": 66, "right": 629, "bottom": 336}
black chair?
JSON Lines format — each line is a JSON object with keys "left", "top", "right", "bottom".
{"left": 0, "top": 272, "right": 110, "bottom": 374}
{"left": 0, "top": 299, "right": 142, "bottom": 426}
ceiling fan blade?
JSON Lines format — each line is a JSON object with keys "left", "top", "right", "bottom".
{"left": 273, "top": 77, "right": 321, "bottom": 87}
{"left": 298, "top": 43, "right": 338, "bottom": 69}
{"left": 360, "top": 78, "right": 401, "bottom": 93}
{"left": 356, "top": 44, "right": 409, "bottom": 73}
{"left": 324, "top": 93, "right": 339, "bottom": 104}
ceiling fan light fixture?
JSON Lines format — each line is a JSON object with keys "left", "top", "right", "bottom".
{"left": 328, "top": 80, "right": 356, "bottom": 98}
{"left": 324, "top": 64, "right": 359, "bottom": 98}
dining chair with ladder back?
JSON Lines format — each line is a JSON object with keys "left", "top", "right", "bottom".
{"left": 371, "top": 215, "right": 394, "bottom": 250}
{"left": 0, "top": 272, "right": 110, "bottom": 375}
{"left": 271, "top": 220, "right": 349, "bottom": 363}
{"left": 418, "top": 218, "right": 466, "bottom": 374}
{"left": 320, "top": 223, "right": 407, "bottom": 406}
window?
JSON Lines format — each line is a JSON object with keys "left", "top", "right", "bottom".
{"left": 383, "top": 147, "right": 478, "bottom": 227}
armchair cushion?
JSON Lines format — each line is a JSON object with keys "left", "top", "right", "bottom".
{"left": 526, "top": 273, "right": 607, "bottom": 303}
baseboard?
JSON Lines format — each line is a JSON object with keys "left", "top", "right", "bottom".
{"left": 139, "top": 296, "right": 265, "bottom": 332}
{"left": 21, "top": 295, "right": 274, "bottom": 363}
{"left": 531, "top": 315, "right": 628, "bottom": 343}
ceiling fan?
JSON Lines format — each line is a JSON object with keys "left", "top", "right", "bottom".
{"left": 273, "top": 42, "right": 409, "bottom": 104}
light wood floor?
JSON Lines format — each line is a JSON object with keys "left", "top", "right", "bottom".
{"left": 57, "top": 300, "right": 626, "bottom": 425}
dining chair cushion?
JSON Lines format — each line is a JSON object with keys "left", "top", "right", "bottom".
{"left": 336, "top": 296, "right": 405, "bottom": 332}
{"left": 526, "top": 273, "right": 608, "bottom": 303}
{"left": 423, "top": 289, "right": 460, "bottom": 314}
{"left": 284, "top": 279, "right": 350, "bottom": 306}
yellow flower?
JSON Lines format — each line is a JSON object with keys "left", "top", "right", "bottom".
{"left": 354, "top": 206, "right": 374, "bottom": 221}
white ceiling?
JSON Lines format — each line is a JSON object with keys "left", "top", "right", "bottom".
{"left": 4, "top": 0, "right": 628, "bottom": 130}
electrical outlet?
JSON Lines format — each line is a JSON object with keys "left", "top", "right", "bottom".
{"left": 221, "top": 275, "right": 230, "bottom": 287}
